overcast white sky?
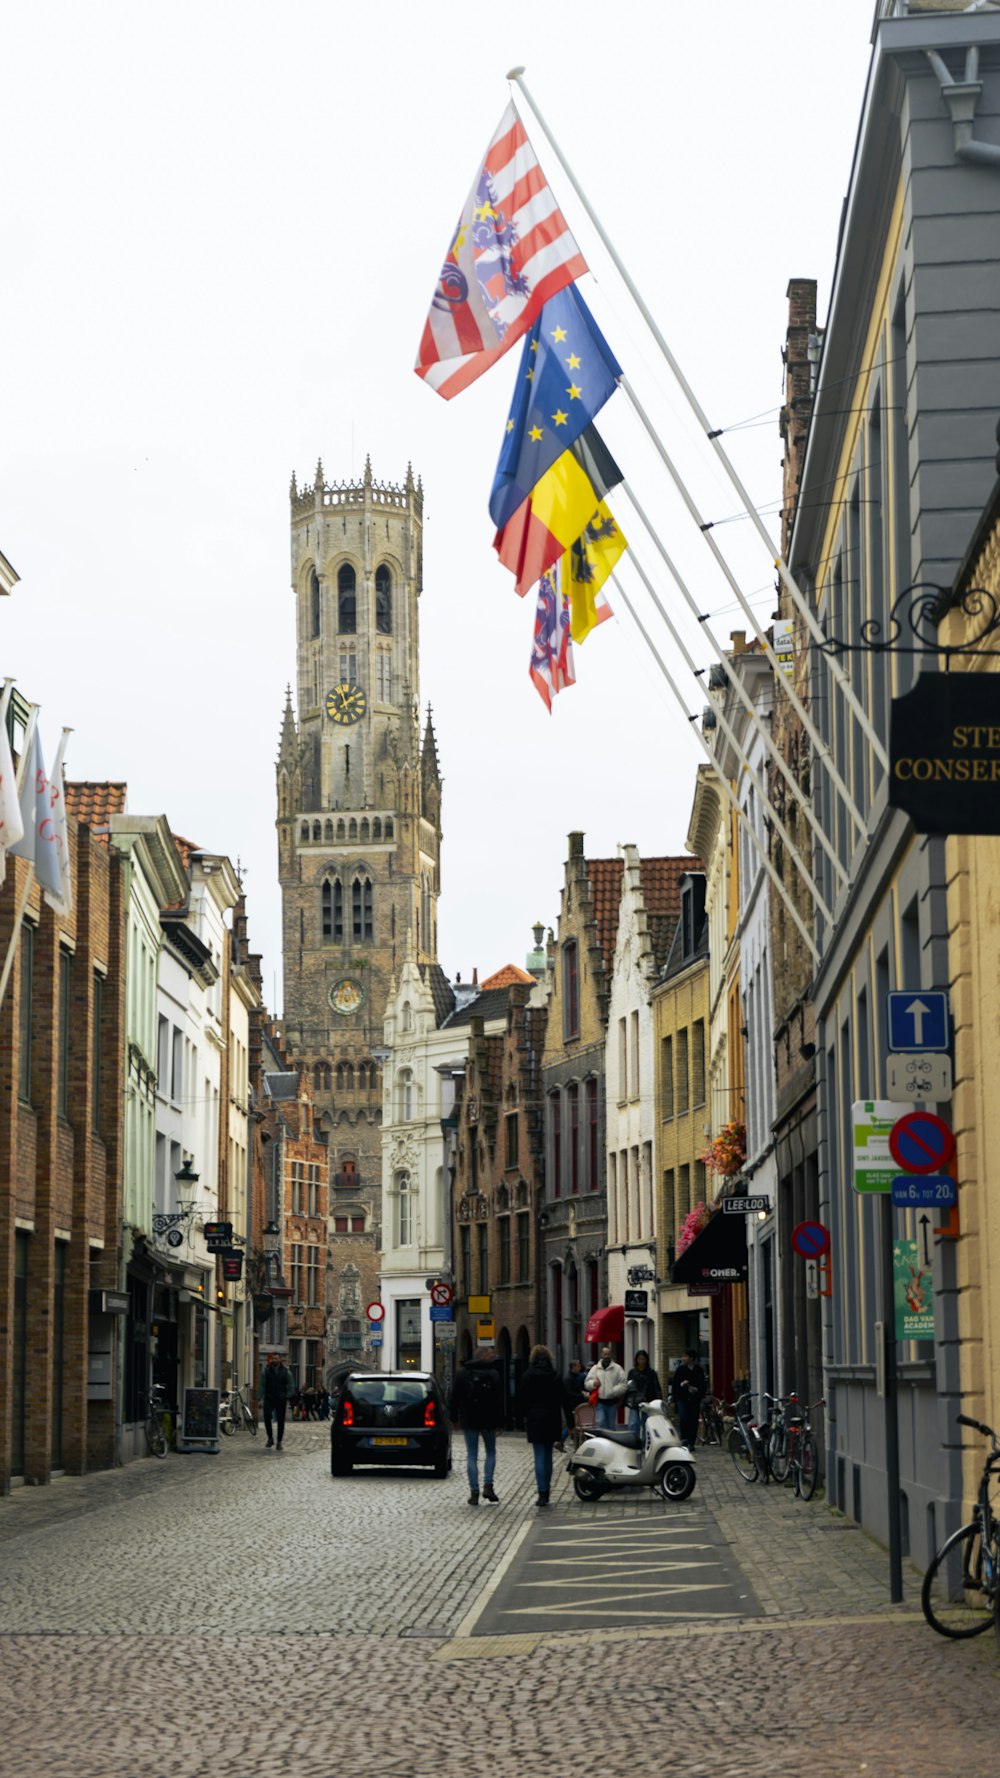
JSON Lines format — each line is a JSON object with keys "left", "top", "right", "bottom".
{"left": 1, "top": 1, "right": 877, "bottom": 1005}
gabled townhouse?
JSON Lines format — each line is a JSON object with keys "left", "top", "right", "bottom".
{"left": 604, "top": 846, "right": 695, "bottom": 1375}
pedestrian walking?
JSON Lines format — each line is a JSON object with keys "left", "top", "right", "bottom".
{"left": 518, "top": 1344, "right": 570, "bottom": 1507}
{"left": 449, "top": 1344, "right": 504, "bottom": 1505}
{"left": 561, "top": 1357, "right": 587, "bottom": 1446}
{"left": 302, "top": 1383, "right": 318, "bottom": 1420}
{"left": 625, "top": 1350, "right": 663, "bottom": 1436}
{"left": 671, "top": 1348, "right": 706, "bottom": 1446}
{"left": 261, "top": 1353, "right": 293, "bottom": 1449}
{"left": 584, "top": 1343, "right": 628, "bottom": 1431}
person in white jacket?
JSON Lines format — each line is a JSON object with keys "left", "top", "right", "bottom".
{"left": 584, "top": 1344, "right": 628, "bottom": 1431}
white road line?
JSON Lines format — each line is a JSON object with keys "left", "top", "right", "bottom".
{"left": 452, "top": 1515, "right": 537, "bottom": 1640}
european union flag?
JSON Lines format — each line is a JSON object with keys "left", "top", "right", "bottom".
{"left": 489, "top": 284, "right": 622, "bottom": 530}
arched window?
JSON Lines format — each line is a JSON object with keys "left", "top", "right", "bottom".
{"left": 343, "top": 1061, "right": 354, "bottom": 1090}
{"left": 312, "top": 821, "right": 321, "bottom": 842}
{"left": 338, "top": 564, "right": 356, "bottom": 634}
{"left": 375, "top": 565, "right": 392, "bottom": 634}
{"left": 324, "top": 819, "right": 333, "bottom": 842}
{"left": 402, "top": 1001, "right": 413, "bottom": 1033}
{"left": 357, "top": 1062, "right": 367, "bottom": 1090}
{"left": 384, "top": 818, "right": 393, "bottom": 839}
{"left": 321, "top": 877, "right": 343, "bottom": 942}
{"left": 360, "top": 818, "right": 370, "bottom": 843}
{"left": 349, "top": 818, "right": 358, "bottom": 841}
{"left": 373, "top": 818, "right": 382, "bottom": 841}
{"left": 336, "top": 819, "right": 345, "bottom": 842}
{"left": 336, "top": 1063, "right": 345, "bottom": 1091}
{"left": 310, "top": 568, "right": 321, "bottom": 639}
{"left": 397, "top": 1171, "right": 412, "bottom": 1245}
{"left": 300, "top": 822, "right": 309, "bottom": 842}
{"left": 352, "top": 872, "right": 373, "bottom": 941}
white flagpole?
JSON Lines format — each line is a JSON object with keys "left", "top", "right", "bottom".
{"left": 609, "top": 547, "right": 834, "bottom": 926}
{"left": 619, "top": 376, "right": 869, "bottom": 841}
{"left": 507, "top": 68, "right": 890, "bottom": 776}
{"left": 609, "top": 572, "right": 820, "bottom": 966}
{"left": 618, "top": 480, "right": 849, "bottom": 893}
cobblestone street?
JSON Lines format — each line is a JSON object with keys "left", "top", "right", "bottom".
{"left": 2, "top": 1426, "right": 998, "bottom": 1777}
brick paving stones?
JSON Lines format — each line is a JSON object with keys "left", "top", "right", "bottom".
{"left": 1, "top": 1425, "right": 997, "bottom": 1778}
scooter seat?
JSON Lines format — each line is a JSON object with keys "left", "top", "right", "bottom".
{"left": 584, "top": 1427, "right": 642, "bottom": 1450}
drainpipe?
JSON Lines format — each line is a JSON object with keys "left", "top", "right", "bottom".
{"left": 927, "top": 45, "right": 1000, "bottom": 169}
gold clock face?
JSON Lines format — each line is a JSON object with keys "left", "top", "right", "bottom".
{"left": 329, "top": 978, "right": 365, "bottom": 1016}
{"left": 326, "top": 681, "right": 367, "bottom": 725}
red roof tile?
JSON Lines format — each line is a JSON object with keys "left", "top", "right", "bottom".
{"left": 585, "top": 856, "right": 623, "bottom": 974}
{"left": 639, "top": 855, "right": 703, "bottom": 971}
{"left": 65, "top": 782, "right": 127, "bottom": 845}
{"left": 479, "top": 963, "right": 535, "bottom": 990}
{"left": 171, "top": 832, "right": 201, "bottom": 872}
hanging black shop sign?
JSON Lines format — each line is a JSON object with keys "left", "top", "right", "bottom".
{"left": 221, "top": 1254, "right": 244, "bottom": 1281}
{"left": 890, "top": 672, "right": 1000, "bottom": 835}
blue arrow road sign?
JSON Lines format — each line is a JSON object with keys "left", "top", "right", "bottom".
{"left": 886, "top": 991, "right": 949, "bottom": 1053}
{"left": 891, "top": 1175, "right": 956, "bottom": 1208}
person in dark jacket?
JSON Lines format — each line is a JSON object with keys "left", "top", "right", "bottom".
{"left": 449, "top": 1346, "right": 504, "bottom": 1505}
{"left": 261, "top": 1353, "right": 293, "bottom": 1449}
{"left": 518, "top": 1344, "right": 570, "bottom": 1507}
{"left": 671, "top": 1349, "right": 706, "bottom": 1446}
{"left": 561, "top": 1357, "right": 588, "bottom": 1446}
{"left": 625, "top": 1350, "right": 663, "bottom": 1436}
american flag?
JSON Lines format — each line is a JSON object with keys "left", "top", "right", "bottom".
{"left": 529, "top": 565, "right": 576, "bottom": 712}
{"left": 416, "top": 104, "right": 587, "bottom": 401}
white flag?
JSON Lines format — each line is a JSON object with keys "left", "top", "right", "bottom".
{"left": 44, "top": 730, "right": 72, "bottom": 918}
{"left": 10, "top": 725, "right": 65, "bottom": 903}
{"left": 0, "top": 682, "right": 25, "bottom": 885}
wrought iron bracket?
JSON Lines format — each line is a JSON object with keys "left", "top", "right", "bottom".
{"left": 819, "top": 582, "right": 1000, "bottom": 665}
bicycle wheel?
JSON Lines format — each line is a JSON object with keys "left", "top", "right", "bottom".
{"left": 768, "top": 1427, "right": 790, "bottom": 1484}
{"left": 242, "top": 1398, "right": 258, "bottom": 1436}
{"left": 219, "top": 1400, "right": 236, "bottom": 1436}
{"left": 922, "top": 1523, "right": 994, "bottom": 1637}
{"left": 728, "top": 1424, "right": 758, "bottom": 1482}
{"left": 145, "top": 1416, "right": 168, "bottom": 1459}
{"left": 797, "top": 1432, "right": 819, "bottom": 1499}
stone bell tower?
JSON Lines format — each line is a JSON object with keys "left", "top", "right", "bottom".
{"left": 276, "top": 457, "right": 442, "bottom": 1326}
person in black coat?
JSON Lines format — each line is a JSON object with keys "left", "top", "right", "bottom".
{"left": 625, "top": 1350, "right": 663, "bottom": 1436}
{"left": 518, "top": 1344, "right": 571, "bottom": 1507}
{"left": 671, "top": 1349, "right": 706, "bottom": 1446}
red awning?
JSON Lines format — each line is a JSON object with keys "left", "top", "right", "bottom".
{"left": 585, "top": 1304, "right": 624, "bottom": 1344}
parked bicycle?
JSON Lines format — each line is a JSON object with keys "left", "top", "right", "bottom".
{"left": 922, "top": 1414, "right": 1000, "bottom": 1646}
{"left": 784, "top": 1395, "right": 823, "bottom": 1500}
{"left": 699, "top": 1393, "right": 725, "bottom": 1446}
{"left": 220, "top": 1385, "right": 258, "bottom": 1436}
{"left": 728, "top": 1392, "right": 768, "bottom": 1482}
{"left": 144, "top": 1383, "right": 169, "bottom": 1459}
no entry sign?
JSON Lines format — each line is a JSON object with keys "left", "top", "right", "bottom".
{"left": 889, "top": 1111, "right": 955, "bottom": 1176}
{"left": 791, "top": 1221, "right": 831, "bottom": 1259}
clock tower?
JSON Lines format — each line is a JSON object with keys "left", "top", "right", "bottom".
{"left": 276, "top": 457, "right": 442, "bottom": 1355}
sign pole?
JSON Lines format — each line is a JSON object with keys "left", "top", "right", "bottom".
{"left": 879, "top": 1193, "right": 904, "bottom": 1603}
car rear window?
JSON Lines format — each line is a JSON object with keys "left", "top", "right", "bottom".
{"left": 347, "top": 1378, "right": 431, "bottom": 1406}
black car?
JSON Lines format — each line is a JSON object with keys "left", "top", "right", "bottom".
{"left": 330, "top": 1371, "right": 452, "bottom": 1477}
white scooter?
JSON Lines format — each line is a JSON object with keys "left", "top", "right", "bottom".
{"left": 567, "top": 1399, "right": 696, "bottom": 1502}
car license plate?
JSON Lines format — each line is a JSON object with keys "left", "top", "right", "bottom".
{"left": 372, "top": 1436, "right": 408, "bottom": 1446}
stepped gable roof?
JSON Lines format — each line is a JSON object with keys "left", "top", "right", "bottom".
{"left": 584, "top": 856, "right": 623, "bottom": 971}
{"left": 441, "top": 985, "right": 512, "bottom": 1031}
{"left": 479, "top": 962, "right": 534, "bottom": 990}
{"left": 418, "top": 961, "right": 456, "bottom": 1026}
{"left": 65, "top": 781, "right": 127, "bottom": 843}
{"left": 640, "top": 856, "right": 702, "bottom": 971}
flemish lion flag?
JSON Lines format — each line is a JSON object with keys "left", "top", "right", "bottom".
{"left": 415, "top": 103, "right": 587, "bottom": 400}
{"left": 565, "top": 506, "right": 626, "bottom": 643}
{"left": 494, "top": 425, "right": 622, "bottom": 597}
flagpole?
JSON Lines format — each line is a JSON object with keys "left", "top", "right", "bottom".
{"left": 618, "top": 480, "right": 848, "bottom": 894}
{"left": 609, "top": 546, "right": 833, "bottom": 926}
{"left": 507, "top": 68, "right": 890, "bottom": 776}
{"left": 609, "top": 572, "right": 819, "bottom": 966}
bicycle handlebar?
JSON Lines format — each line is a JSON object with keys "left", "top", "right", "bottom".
{"left": 957, "top": 1413, "right": 998, "bottom": 1441}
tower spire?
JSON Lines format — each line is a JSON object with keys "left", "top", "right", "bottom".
{"left": 278, "top": 685, "right": 298, "bottom": 766}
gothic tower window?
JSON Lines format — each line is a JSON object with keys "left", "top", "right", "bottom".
{"left": 338, "top": 564, "right": 357, "bottom": 634}
{"left": 376, "top": 651, "right": 392, "bottom": 702}
{"left": 373, "top": 818, "right": 382, "bottom": 841}
{"left": 322, "top": 877, "right": 343, "bottom": 942}
{"left": 375, "top": 565, "right": 392, "bottom": 634}
{"left": 352, "top": 872, "right": 373, "bottom": 941}
{"left": 310, "top": 568, "right": 321, "bottom": 638}
{"left": 397, "top": 1171, "right": 413, "bottom": 1245}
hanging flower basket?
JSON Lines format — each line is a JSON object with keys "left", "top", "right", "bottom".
{"left": 676, "top": 1200, "right": 715, "bottom": 1255}
{"left": 701, "top": 1121, "right": 746, "bottom": 1179}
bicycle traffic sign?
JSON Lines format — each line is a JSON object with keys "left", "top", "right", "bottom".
{"left": 888, "top": 1111, "right": 955, "bottom": 1175}
{"left": 791, "top": 1221, "right": 831, "bottom": 1259}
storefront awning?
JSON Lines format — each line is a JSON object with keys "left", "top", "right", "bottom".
{"left": 671, "top": 1208, "right": 748, "bottom": 1286}
{"left": 585, "top": 1304, "right": 625, "bottom": 1343}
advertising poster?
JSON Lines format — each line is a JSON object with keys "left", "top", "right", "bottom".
{"left": 893, "top": 1239, "right": 934, "bottom": 1341}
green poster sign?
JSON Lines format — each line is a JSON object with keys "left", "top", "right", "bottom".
{"left": 893, "top": 1238, "right": 934, "bottom": 1341}
{"left": 852, "top": 1101, "right": 908, "bottom": 1194}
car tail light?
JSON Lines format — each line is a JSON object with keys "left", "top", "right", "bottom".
{"left": 342, "top": 1401, "right": 354, "bottom": 1426}
{"left": 423, "top": 1401, "right": 436, "bottom": 1428}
